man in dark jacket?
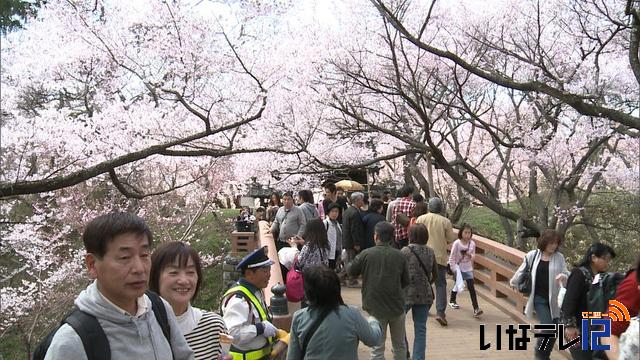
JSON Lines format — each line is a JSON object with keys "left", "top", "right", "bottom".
{"left": 322, "top": 183, "right": 348, "bottom": 223}
{"left": 362, "top": 199, "right": 385, "bottom": 250}
{"left": 349, "top": 221, "right": 409, "bottom": 360}
{"left": 340, "top": 192, "right": 365, "bottom": 286}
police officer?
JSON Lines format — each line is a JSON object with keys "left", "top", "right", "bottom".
{"left": 222, "top": 247, "right": 279, "bottom": 360}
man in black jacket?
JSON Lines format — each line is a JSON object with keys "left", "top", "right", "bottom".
{"left": 340, "top": 192, "right": 365, "bottom": 287}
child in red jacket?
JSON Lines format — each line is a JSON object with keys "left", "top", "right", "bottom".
{"left": 604, "top": 256, "right": 640, "bottom": 360}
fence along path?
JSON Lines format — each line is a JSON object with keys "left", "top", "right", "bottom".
{"left": 255, "top": 221, "right": 567, "bottom": 359}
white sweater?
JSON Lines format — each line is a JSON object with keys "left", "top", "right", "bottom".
{"left": 510, "top": 250, "right": 569, "bottom": 320}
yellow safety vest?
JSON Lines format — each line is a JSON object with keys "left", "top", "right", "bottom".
{"left": 223, "top": 285, "right": 273, "bottom": 360}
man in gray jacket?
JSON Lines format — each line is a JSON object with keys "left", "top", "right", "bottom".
{"left": 270, "top": 192, "right": 307, "bottom": 280}
{"left": 44, "top": 212, "right": 193, "bottom": 360}
{"left": 270, "top": 192, "right": 306, "bottom": 250}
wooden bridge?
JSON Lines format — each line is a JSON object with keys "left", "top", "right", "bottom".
{"left": 246, "top": 221, "right": 567, "bottom": 359}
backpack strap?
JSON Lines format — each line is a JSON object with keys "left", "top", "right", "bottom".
{"left": 408, "top": 246, "right": 433, "bottom": 283}
{"left": 579, "top": 266, "right": 593, "bottom": 288}
{"left": 301, "top": 308, "right": 332, "bottom": 355}
{"left": 145, "top": 291, "right": 172, "bottom": 348}
{"left": 64, "top": 309, "right": 110, "bottom": 360}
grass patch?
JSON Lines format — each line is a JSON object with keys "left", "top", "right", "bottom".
{"left": 190, "top": 209, "right": 237, "bottom": 312}
{"left": 0, "top": 329, "right": 26, "bottom": 360}
{"left": 456, "top": 205, "right": 510, "bottom": 241}
{"left": 192, "top": 265, "right": 225, "bottom": 312}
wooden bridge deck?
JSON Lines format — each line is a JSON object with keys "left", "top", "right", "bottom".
{"left": 342, "top": 280, "right": 565, "bottom": 359}
{"left": 254, "top": 221, "right": 568, "bottom": 359}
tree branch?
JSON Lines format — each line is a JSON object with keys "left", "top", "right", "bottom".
{"left": 108, "top": 169, "right": 202, "bottom": 199}
{"left": 370, "top": 0, "right": 640, "bottom": 132}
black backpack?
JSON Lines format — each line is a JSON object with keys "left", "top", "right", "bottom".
{"left": 578, "top": 266, "right": 627, "bottom": 313}
{"left": 32, "top": 291, "right": 171, "bottom": 360}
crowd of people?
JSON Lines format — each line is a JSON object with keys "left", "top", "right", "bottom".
{"left": 37, "top": 183, "right": 640, "bottom": 360}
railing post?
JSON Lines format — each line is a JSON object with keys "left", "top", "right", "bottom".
{"left": 270, "top": 283, "right": 292, "bottom": 331}
{"left": 230, "top": 231, "right": 258, "bottom": 255}
{"left": 256, "top": 221, "right": 294, "bottom": 331}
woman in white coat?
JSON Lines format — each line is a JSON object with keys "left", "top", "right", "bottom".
{"left": 510, "top": 229, "right": 569, "bottom": 360}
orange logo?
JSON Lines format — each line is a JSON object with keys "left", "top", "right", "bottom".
{"left": 603, "top": 300, "right": 631, "bottom": 322}
{"left": 582, "top": 300, "right": 630, "bottom": 321}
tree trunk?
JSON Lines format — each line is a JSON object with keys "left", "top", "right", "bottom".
{"left": 528, "top": 163, "right": 548, "bottom": 228}
{"left": 450, "top": 200, "right": 467, "bottom": 224}
{"left": 516, "top": 218, "right": 527, "bottom": 250}
{"left": 579, "top": 209, "right": 601, "bottom": 244}
{"left": 425, "top": 155, "right": 435, "bottom": 197}
{"left": 407, "top": 155, "right": 432, "bottom": 197}
{"left": 403, "top": 155, "right": 416, "bottom": 190}
{"left": 500, "top": 216, "right": 515, "bottom": 247}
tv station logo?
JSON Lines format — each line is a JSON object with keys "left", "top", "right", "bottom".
{"left": 579, "top": 300, "right": 630, "bottom": 351}
{"left": 479, "top": 300, "right": 630, "bottom": 351}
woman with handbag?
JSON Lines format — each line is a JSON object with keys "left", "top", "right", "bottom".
{"left": 287, "top": 265, "right": 382, "bottom": 359}
{"left": 285, "top": 219, "right": 330, "bottom": 303}
{"left": 297, "top": 218, "right": 330, "bottom": 269}
{"left": 509, "top": 229, "right": 569, "bottom": 360}
{"left": 400, "top": 224, "right": 438, "bottom": 360}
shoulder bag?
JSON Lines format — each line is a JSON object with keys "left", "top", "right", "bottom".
{"left": 516, "top": 250, "right": 538, "bottom": 295}
{"left": 301, "top": 308, "right": 332, "bottom": 356}
{"left": 286, "top": 255, "right": 305, "bottom": 302}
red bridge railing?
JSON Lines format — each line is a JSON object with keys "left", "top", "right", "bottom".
{"left": 451, "top": 229, "right": 528, "bottom": 323}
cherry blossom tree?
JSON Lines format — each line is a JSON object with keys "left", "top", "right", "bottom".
{"left": 2, "top": 1, "right": 639, "bottom": 356}
{"left": 0, "top": 181, "right": 232, "bottom": 356}
{"left": 0, "top": 0, "right": 307, "bottom": 199}
{"left": 371, "top": 0, "right": 640, "bottom": 133}
{"left": 300, "top": 0, "right": 639, "bottom": 245}
{"left": 0, "top": 1, "right": 302, "bottom": 356}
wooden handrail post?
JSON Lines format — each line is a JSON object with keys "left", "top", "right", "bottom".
{"left": 256, "top": 220, "right": 293, "bottom": 331}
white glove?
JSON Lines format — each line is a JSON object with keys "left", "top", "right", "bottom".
{"left": 261, "top": 321, "right": 278, "bottom": 338}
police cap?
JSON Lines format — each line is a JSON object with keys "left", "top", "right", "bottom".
{"left": 237, "top": 246, "right": 274, "bottom": 270}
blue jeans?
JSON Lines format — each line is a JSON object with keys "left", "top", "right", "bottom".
{"left": 405, "top": 304, "right": 430, "bottom": 360}
{"left": 435, "top": 264, "right": 448, "bottom": 316}
{"left": 533, "top": 295, "right": 557, "bottom": 360}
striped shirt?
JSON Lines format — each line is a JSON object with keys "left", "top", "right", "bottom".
{"left": 178, "top": 307, "right": 226, "bottom": 360}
